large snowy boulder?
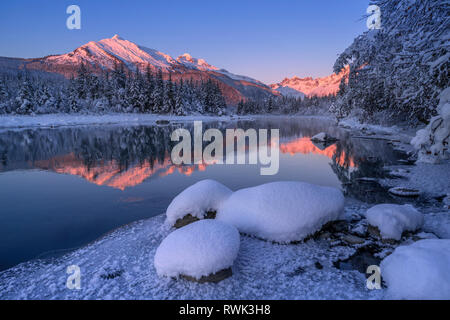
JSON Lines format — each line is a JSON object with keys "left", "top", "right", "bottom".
{"left": 165, "top": 180, "right": 232, "bottom": 228}
{"left": 381, "top": 239, "right": 450, "bottom": 299}
{"left": 154, "top": 220, "right": 240, "bottom": 282}
{"left": 216, "top": 181, "right": 345, "bottom": 243}
{"left": 366, "top": 204, "right": 423, "bottom": 240}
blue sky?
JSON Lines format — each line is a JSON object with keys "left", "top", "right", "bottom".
{"left": 0, "top": 0, "right": 369, "bottom": 84}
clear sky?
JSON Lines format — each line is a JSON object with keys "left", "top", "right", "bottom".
{"left": 0, "top": 0, "right": 369, "bottom": 84}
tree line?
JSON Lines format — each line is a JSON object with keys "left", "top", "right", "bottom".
{"left": 0, "top": 62, "right": 227, "bottom": 116}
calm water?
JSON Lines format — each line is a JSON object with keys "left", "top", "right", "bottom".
{"left": 0, "top": 117, "right": 404, "bottom": 270}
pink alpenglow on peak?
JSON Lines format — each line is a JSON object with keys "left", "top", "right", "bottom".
{"left": 177, "top": 53, "right": 219, "bottom": 71}
{"left": 271, "top": 66, "right": 350, "bottom": 98}
{"left": 17, "top": 35, "right": 275, "bottom": 105}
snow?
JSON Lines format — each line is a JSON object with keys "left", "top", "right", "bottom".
{"left": 154, "top": 220, "right": 240, "bottom": 280}
{"left": 272, "top": 86, "right": 305, "bottom": 99}
{"left": 165, "top": 180, "right": 233, "bottom": 227}
{"left": 381, "top": 162, "right": 450, "bottom": 197}
{"left": 365, "top": 204, "right": 423, "bottom": 240}
{"left": 47, "top": 35, "right": 177, "bottom": 71}
{"left": 411, "top": 87, "right": 450, "bottom": 163}
{"left": 0, "top": 214, "right": 380, "bottom": 300}
{"left": 381, "top": 240, "right": 450, "bottom": 299}
{"left": 423, "top": 212, "right": 450, "bottom": 239}
{"left": 311, "top": 132, "right": 336, "bottom": 142}
{"left": 0, "top": 114, "right": 238, "bottom": 131}
{"left": 311, "top": 132, "right": 327, "bottom": 142}
{"left": 216, "top": 181, "right": 345, "bottom": 243}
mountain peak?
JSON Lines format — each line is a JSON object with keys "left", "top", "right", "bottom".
{"left": 271, "top": 66, "right": 349, "bottom": 98}
{"left": 111, "top": 34, "right": 124, "bottom": 40}
{"left": 179, "top": 53, "right": 194, "bottom": 62}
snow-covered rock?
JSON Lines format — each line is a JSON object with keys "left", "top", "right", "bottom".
{"left": 165, "top": 180, "right": 232, "bottom": 227}
{"left": 381, "top": 239, "right": 450, "bottom": 299}
{"left": 388, "top": 187, "right": 421, "bottom": 198}
{"left": 365, "top": 204, "right": 423, "bottom": 240}
{"left": 311, "top": 132, "right": 337, "bottom": 142}
{"left": 216, "top": 181, "right": 345, "bottom": 243}
{"left": 154, "top": 220, "right": 240, "bottom": 281}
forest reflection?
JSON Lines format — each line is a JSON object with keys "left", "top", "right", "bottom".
{"left": 0, "top": 118, "right": 400, "bottom": 200}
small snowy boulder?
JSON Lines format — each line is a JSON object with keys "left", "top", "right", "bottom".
{"left": 311, "top": 132, "right": 337, "bottom": 143}
{"left": 381, "top": 239, "right": 450, "bottom": 299}
{"left": 154, "top": 220, "right": 240, "bottom": 282}
{"left": 216, "top": 181, "right": 345, "bottom": 243}
{"left": 366, "top": 204, "right": 423, "bottom": 241}
{"left": 165, "top": 180, "right": 233, "bottom": 228}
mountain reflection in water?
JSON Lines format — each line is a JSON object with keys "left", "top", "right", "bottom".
{"left": 0, "top": 117, "right": 403, "bottom": 270}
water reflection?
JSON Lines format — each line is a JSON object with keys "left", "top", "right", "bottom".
{"left": 0, "top": 118, "right": 400, "bottom": 193}
{"left": 0, "top": 117, "right": 402, "bottom": 270}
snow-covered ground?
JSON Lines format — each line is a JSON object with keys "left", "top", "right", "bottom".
{"left": 0, "top": 213, "right": 383, "bottom": 300}
{"left": 381, "top": 162, "right": 450, "bottom": 198}
{"left": 0, "top": 113, "right": 250, "bottom": 130}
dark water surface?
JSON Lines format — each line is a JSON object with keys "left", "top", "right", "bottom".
{"left": 0, "top": 117, "right": 403, "bottom": 270}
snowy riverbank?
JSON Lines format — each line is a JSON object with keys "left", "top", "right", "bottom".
{"left": 0, "top": 212, "right": 382, "bottom": 300}
{"left": 0, "top": 113, "right": 254, "bottom": 130}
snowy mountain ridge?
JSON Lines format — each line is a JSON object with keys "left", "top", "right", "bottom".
{"left": 2, "top": 35, "right": 275, "bottom": 105}
{"left": 46, "top": 35, "right": 178, "bottom": 72}
{"left": 270, "top": 66, "right": 349, "bottom": 98}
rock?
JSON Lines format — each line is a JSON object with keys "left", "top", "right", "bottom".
{"left": 174, "top": 211, "right": 216, "bottom": 229}
{"left": 443, "top": 194, "right": 450, "bottom": 209}
{"left": 388, "top": 187, "right": 421, "bottom": 197}
{"left": 182, "top": 268, "right": 232, "bottom": 283}
{"left": 315, "top": 262, "right": 323, "bottom": 270}
{"left": 355, "top": 177, "right": 379, "bottom": 184}
{"left": 350, "top": 222, "right": 367, "bottom": 236}
{"left": 311, "top": 132, "right": 338, "bottom": 143}
{"left": 334, "top": 245, "right": 382, "bottom": 273}
{"left": 165, "top": 179, "right": 232, "bottom": 227}
{"left": 342, "top": 234, "right": 365, "bottom": 245}
{"left": 318, "top": 232, "right": 332, "bottom": 240}
{"left": 326, "top": 220, "right": 348, "bottom": 233}
{"left": 367, "top": 225, "right": 381, "bottom": 238}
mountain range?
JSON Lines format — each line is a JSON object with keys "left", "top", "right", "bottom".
{"left": 270, "top": 65, "right": 349, "bottom": 98}
{"left": 0, "top": 35, "right": 347, "bottom": 104}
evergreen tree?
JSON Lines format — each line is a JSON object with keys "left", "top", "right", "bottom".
{"left": 15, "top": 78, "right": 34, "bottom": 114}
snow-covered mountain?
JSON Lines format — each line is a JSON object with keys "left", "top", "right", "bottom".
{"left": 270, "top": 66, "right": 349, "bottom": 98}
{"left": 3, "top": 35, "right": 275, "bottom": 105}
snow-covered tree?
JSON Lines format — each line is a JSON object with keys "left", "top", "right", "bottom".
{"left": 15, "top": 78, "right": 34, "bottom": 114}
{"left": 411, "top": 87, "right": 450, "bottom": 163}
{"left": 333, "top": 0, "right": 449, "bottom": 124}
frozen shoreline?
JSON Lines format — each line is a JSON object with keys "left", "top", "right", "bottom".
{"left": 0, "top": 213, "right": 382, "bottom": 300}
{"left": 0, "top": 113, "right": 247, "bottom": 130}
{"left": 0, "top": 113, "right": 338, "bottom": 131}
